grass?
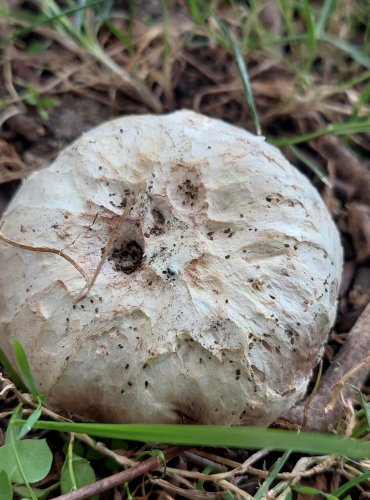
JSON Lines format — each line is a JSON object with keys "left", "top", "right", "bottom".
{"left": 0, "top": 0, "right": 370, "bottom": 498}
{"left": 11, "top": 419, "right": 370, "bottom": 459}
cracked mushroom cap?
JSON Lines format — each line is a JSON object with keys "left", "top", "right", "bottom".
{"left": 0, "top": 111, "right": 342, "bottom": 426}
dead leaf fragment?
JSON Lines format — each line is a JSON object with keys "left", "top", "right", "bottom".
{"left": 315, "top": 136, "right": 370, "bottom": 205}
{"left": 7, "top": 114, "right": 45, "bottom": 142}
{"left": 0, "top": 140, "right": 30, "bottom": 184}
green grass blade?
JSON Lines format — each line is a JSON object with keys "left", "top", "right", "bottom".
{"left": 188, "top": 0, "right": 207, "bottom": 25}
{"left": 13, "top": 421, "right": 370, "bottom": 460}
{"left": 352, "top": 391, "right": 370, "bottom": 439}
{"left": 0, "top": 7, "right": 43, "bottom": 26}
{"left": 223, "top": 491, "right": 236, "bottom": 500}
{"left": 291, "top": 485, "right": 338, "bottom": 499}
{"left": 325, "top": 120, "right": 370, "bottom": 135}
{"left": 13, "top": 339, "right": 43, "bottom": 401}
{"left": 0, "top": 347, "right": 28, "bottom": 392}
{"left": 352, "top": 413, "right": 369, "bottom": 440}
{"left": 18, "top": 404, "right": 43, "bottom": 440}
{"left": 316, "top": 0, "right": 336, "bottom": 36}
{"left": 321, "top": 33, "right": 370, "bottom": 69}
{"left": 88, "top": 0, "right": 114, "bottom": 29}
{"left": 139, "top": 449, "right": 167, "bottom": 478}
{"left": 216, "top": 18, "right": 262, "bottom": 135}
{"left": 60, "top": 450, "right": 96, "bottom": 495}
{"left": 271, "top": 118, "right": 370, "bottom": 146}
{"left": 8, "top": 0, "right": 106, "bottom": 40}
{"left": 0, "top": 470, "right": 12, "bottom": 500}
{"left": 124, "top": 482, "right": 134, "bottom": 500}
{"left": 6, "top": 404, "right": 23, "bottom": 443}
{"left": 334, "top": 471, "right": 370, "bottom": 498}
{"left": 104, "top": 19, "right": 134, "bottom": 54}
{"left": 302, "top": 0, "right": 316, "bottom": 60}
{"left": 288, "top": 145, "right": 331, "bottom": 186}
{"left": 276, "top": 0, "right": 294, "bottom": 36}
{"left": 254, "top": 449, "right": 292, "bottom": 500}
{"left": 197, "top": 465, "right": 215, "bottom": 491}
{"left": 352, "top": 81, "right": 370, "bottom": 119}
{"left": 67, "top": 439, "right": 78, "bottom": 492}
{"left": 339, "top": 70, "right": 370, "bottom": 92}
{"left": 359, "top": 82, "right": 370, "bottom": 105}
{"left": 267, "top": 32, "right": 370, "bottom": 69}
{"left": 357, "top": 390, "right": 370, "bottom": 433}
{"left": 8, "top": 408, "right": 37, "bottom": 500}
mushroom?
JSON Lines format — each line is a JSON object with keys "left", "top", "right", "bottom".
{"left": 0, "top": 111, "right": 342, "bottom": 426}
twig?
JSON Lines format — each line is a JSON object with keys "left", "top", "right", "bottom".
{"left": 3, "top": 48, "right": 25, "bottom": 107}
{"left": 217, "top": 479, "right": 254, "bottom": 500}
{"left": 325, "top": 354, "right": 370, "bottom": 413}
{"left": 0, "top": 222, "right": 89, "bottom": 283}
{"left": 246, "top": 455, "right": 337, "bottom": 480}
{"left": 154, "top": 474, "right": 254, "bottom": 500}
{"left": 282, "top": 301, "right": 370, "bottom": 431}
{"left": 183, "top": 451, "right": 228, "bottom": 472}
{"left": 0, "top": 195, "right": 135, "bottom": 303}
{"left": 51, "top": 446, "right": 185, "bottom": 500}
{"left": 75, "top": 196, "right": 135, "bottom": 302}
{"left": 303, "top": 359, "right": 323, "bottom": 427}
{"left": 166, "top": 449, "right": 270, "bottom": 482}
{"left": 0, "top": 105, "right": 23, "bottom": 128}
{"left": 150, "top": 478, "right": 220, "bottom": 499}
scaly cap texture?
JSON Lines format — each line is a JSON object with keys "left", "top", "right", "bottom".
{"left": 0, "top": 111, "right": 342, "bottom": 425}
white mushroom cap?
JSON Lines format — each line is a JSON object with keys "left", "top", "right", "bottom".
{"left": 0, "top": 111, "right": 342, "bottom": 426}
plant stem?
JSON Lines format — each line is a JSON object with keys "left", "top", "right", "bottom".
{"left": 51, "top": 446, "right": 185, "bottom": 500}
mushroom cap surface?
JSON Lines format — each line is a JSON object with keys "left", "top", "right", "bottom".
{"left": 0, "top": 111, "right": 342, "bottom": 426}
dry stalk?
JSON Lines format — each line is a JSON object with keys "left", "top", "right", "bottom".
{"left": 188, "top": 449, "right": 242, "bottom": 469}
{"left": 166, "top": 449, "right": 269, "bottom": 482}
{"left": 0, "top": 222, "right": 89, "bottom": 283}
{"left": 51, "top": 446, "right": 185, "bottom": 500}
{"left": 150, "top": 478, "right": 220, "bottom": 499}
{"left": 325, "top": 354, "right": 370, "bottom": 414}
{"left": 246, "top": 455, "right": 337, "bottom": 481}
{"left": 303, "top": 358, "right": 323, "bottom": 427}
{"left": 154, "top": 474, "right": 254, "bottom": 500}
{"left": 0, "top": 195, "right": 136, "bottom": 303}
{"left": 75, "top": 196, "right": 135, "bottom": 302}
{"left": 187, "top": 449, "right": 335, "bottom": 481}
